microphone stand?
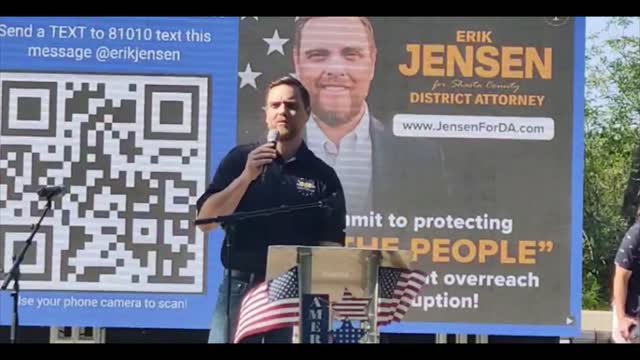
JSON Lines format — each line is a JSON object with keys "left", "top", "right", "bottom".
{"left": 1, "top": 196, "right": 54, "bottom": 344}
{"left": 194, "top": 197, "right": 334, "bottom": 344}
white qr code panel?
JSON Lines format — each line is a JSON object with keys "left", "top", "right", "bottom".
{"left": 0, "top": 72, "right": 210, "bottom": 293}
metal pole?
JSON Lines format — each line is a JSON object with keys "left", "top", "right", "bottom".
{"left": 297, "top": 247, "right": 313, "bottom": 344}
{"left": 364, "top": 251, "right": 381, "bottom": 343}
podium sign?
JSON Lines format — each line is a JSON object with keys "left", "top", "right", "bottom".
{"left": 266, "top": 246, "right": 413, "bottom": 343}
{"left": 301, "top": 294, "right": 330, "bottom": 343}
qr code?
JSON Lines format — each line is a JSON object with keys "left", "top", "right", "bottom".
{"left": 0, "top": 71, "right": 210, "bottom": 293}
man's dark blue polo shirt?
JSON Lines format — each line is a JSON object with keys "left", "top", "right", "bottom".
{"left": 615, "top": 222, "right": 640, "bottom": 317}
{"left": 196, "top": 141, "right": 346, "bottom": 278}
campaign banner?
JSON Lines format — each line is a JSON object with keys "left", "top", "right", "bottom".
{"left": 0, "top": 16, "right": 238, "bottom": 329}
{"left": 235, "top": 16, "right": 584, "bottom": 337}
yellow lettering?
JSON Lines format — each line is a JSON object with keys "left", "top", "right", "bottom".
{"left": 525, "top": 47, "right": 552, "bottom": 79}
{"left": 410, "top": 238, "right": 430, "bottom": 262}
{"left": 399, "top": 44, "right": 421, "bottom": 76}
{"left": 519, "top": 240, "right": 537, "bottom": 264}
{"left": 467, "top": 31, "right": 477, "bottom": 42}
{"left": 501, "top": 46, "right": 524, "bottom": 79}
{"left": 432, "top": 238, "right": 450, "bottom": 262}
{"left": 478, "top": 240, "right": 498, "bottom": 263}
{"left": 451, "top": 239, "right": 476, "bottom": 263}
{"left": 345, "top": 236, "right": 356, "bottom": 247}
{"left": 475, "top": 46, "right": 500, "bottom": 78}
{"left": 446, "top": 45, "right": 474, "bottom": 77}
{"left": 401, "top": 43, "right": 551, "bottom": 79}
{"left": 455, "top": 30, "right": 494, "bottom": 43}
{"left": 481, "top": 31, "right": 493, "bottom": 42}
{"left": 423, "top": 45, "right": 445, "bottom": 76}
{"left": 500, "top": 240, "right": 516, "bottom": 264}
{"left": 381, "top": 237, "right": 399, "bottom": 250}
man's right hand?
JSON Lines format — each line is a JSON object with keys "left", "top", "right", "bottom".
{"left": 241, "top": 143, "right": 277, "bottom": 181}
{"left": 619, "top": 315, "right": 639, "bottom": 340}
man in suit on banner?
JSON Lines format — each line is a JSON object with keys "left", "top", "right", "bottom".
{"left": 292, "top": 17, "right": 449, "bottom": 216}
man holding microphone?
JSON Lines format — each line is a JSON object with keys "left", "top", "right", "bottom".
{"left": 196, "top": 76, "right": 346, "bottom": 343}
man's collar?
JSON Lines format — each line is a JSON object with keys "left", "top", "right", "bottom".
{"left": 351, "top": 105, "right": 371, "bottom": 142}
{"left": 277, "top": 140, "right": 312, "bottom": 164}
{"left": 306, "top": 103, "right": 371, "bottom": 145}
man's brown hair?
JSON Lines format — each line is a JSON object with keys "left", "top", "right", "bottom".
{"left": 266, "top": 75, "right": 311, "bottom": 113}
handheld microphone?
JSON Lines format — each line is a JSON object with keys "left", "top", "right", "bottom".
{"left": 37, "top": 185, "right": 66, "bottom": 199}
{"left": 266, "top": 128, "right": 280, "bottom": 145}
{"left": 261, "top": 129, "right": 279, "bottom": 182}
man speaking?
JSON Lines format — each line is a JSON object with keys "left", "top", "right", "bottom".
{"left": 196, "top": 76, "right": 346, "bottom": 343}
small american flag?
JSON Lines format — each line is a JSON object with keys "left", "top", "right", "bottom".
{"left": 233, "top": 266, "right": 299, "bottom": 343}
{"left": 331, "top": 289, "right": 369, "bottom": 321}
{"left": 377, "top": 267, "right": 426, "bottom": 325}
{"left": 331, "top": 267, "right": 427, "bottom": 326}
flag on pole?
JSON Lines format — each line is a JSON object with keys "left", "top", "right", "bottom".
{"left": 331, "top": 267, "right": 427, "bottom": 326}
{"left": 376, "top": 266, "right": 427, "bottom": 325}
{"left": 233, "top": 266, "right": 299, "bottom": 343}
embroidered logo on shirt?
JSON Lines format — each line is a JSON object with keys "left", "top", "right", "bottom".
{"left": 296, "top": 178, "right": 316, "bottom": 196}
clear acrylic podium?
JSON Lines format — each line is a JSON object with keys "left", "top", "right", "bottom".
{"left": 266, "top": 245, "right": 413, "bottom": 344}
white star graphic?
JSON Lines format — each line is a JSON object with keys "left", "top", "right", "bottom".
{"left": 263, "top": 29, "right": 289, "bottom": 56}
{"left": 238, "top": 63, "right": 262, "bottom": 89}
{"left": 241, "top": 17, "right": 259, "bottom": 21}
